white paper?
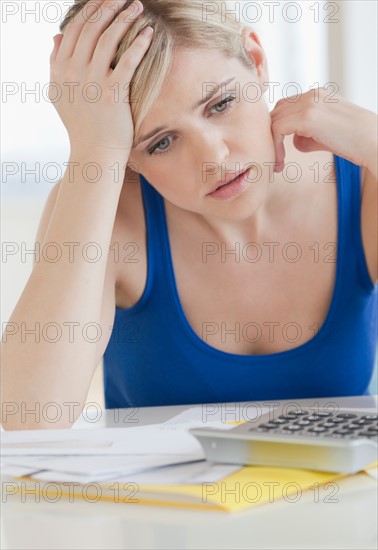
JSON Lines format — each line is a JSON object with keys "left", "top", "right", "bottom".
{"left": 106, "top": 461, "right": 242, "bottom": 485}
{"left": 0, "top": 425, "right": 204, "bottom": 457}
{"left": 0, "top": 413, "right": 245, "bottom": 484}
{"left": 0, "top": 464, "right": 40, "bottom": 478}
{"left": 0, "top": 410, "right": 254, "bottom": 458}
{"left": 2, "top": 454, "right": 203, "bottom": 481}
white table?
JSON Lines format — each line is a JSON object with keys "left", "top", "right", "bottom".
{"left": 2, "top": 395, "right": 378, "bottom": 550}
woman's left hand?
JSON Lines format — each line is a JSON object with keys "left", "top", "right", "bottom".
{"left": 270, "top": 87, "right": 377, "bottom": 176}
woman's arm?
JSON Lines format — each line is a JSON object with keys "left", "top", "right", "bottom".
{"left": 1, "top": 150, "right": 123, "bottom": 430}
{"left": 1, "top": 0, "right": 153, "bottom": 430}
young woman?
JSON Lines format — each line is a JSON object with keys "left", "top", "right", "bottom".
{"left": 2, "top": 0, "right": 377, "bottom": 428}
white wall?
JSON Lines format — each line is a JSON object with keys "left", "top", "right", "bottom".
{"left": 329, "top": 0, "right": 377, "bottom": 111}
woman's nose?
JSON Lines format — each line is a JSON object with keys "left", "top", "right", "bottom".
{"left": 194, "top": 128, "right": 230, "bottom": 171}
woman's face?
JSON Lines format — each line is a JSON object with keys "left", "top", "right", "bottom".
{"left": 128, "top": 39, "right": 276, "bottom": 222}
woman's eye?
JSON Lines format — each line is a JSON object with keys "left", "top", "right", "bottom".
{"left": 148, "top": 136, "right": 173, "bottom": 156}
{"left": 148, "top": 95, "right": 236, "bottom": 156}
{"left": 211, "top": 95, "right": 236, "bottom": 114}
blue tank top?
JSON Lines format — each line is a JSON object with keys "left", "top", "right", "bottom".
{"left": 103, "top": 155, "right": 377, "bottom": 409}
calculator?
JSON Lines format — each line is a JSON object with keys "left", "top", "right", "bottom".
{"left": 189, "top": 407, "right": 378, "bottom": 474}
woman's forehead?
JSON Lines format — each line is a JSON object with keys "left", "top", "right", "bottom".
{"left": 150, "top": 50, "right": 245, "bottom": 108}
{"left": 170, "top": 46, "right": 239, "bottom": 75}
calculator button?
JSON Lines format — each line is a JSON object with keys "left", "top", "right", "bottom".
{"left": 366, "top": 428, "right": 378, "bottom": 435}
{"left": 358, "top": 431, "right": 378, "bottom": 437}
{"left": 295, "top": 419, "right": 312, "bottom": 426}
{"left": 278, "top": 415, "right": 298, "bottom": 420}
{"left": 345, "top": 423, "right": 362, "bottom": 430}
{"left": 314, "top": 412, "right": 333, "bottom": 417}
{"left": 329, "top": 417, "right": 345, "bottom": 424}
{"left": 270, "top": 419, "right": 289, "bottom": 425}
{"left": 308, "top": 426, "right": 328, "bottom": 433}
{"left": 335, "top": 413, "right": 358, "bottom": 419}
{"left": 332, "top": 429, "right": 353, "bottom": 435}
{"left": 355, "top": 419, "right": 375, "bottom": 425}
{"left": 361, "top": 415, "right": 378, "bottom": 421}
{"left": 282, "top": 425, "right": 303, "bottom": 431}
{"left": 304, "top": 415, "right": 322, "bottom": 422}
{"left": 318, "top": 422, "right": 337, "bottom": 428}
{"left": 286, "top": 411, "right": 308, "bottom": 416}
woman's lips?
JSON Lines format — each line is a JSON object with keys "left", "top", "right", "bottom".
{"left": 209, "top": 169, "right": 249, "bottom": 194}
{"left": 207, "top": 168, "right": 251, "bottom": 200}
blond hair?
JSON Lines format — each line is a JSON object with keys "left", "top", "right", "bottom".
{"left": 59, "top": 0, "right": 255, "bottom": 145}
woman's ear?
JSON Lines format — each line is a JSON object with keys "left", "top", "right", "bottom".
{"left": 241, "top": 27, "right": 269, "bottom": 92}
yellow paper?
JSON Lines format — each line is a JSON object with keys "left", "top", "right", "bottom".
{"left": 16, "top": 464, "right": 346, "bottom": 513}
{"left": 135, "top": 465, "right": 346, "bottom": 512}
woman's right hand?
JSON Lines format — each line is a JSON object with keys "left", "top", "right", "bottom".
{"left": 49, "top": 0, "right": 153, "bottom": 155}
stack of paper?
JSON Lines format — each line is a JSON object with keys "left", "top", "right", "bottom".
{"left": 1, "top": 412, "right": 242, "bottom": 485}
{"left": 2, "top": 409, "right": 377, "bottom": 512}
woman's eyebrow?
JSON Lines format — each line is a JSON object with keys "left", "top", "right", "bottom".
{"left": 133, "top": 77, "right": 236, "bottom": 148}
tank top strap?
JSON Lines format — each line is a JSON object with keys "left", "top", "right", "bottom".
{"left": 334, "top": 155, "right": 375, "bottom": 293}
{"left": 139, "top": 174, "right": 173, "bottom": 295}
